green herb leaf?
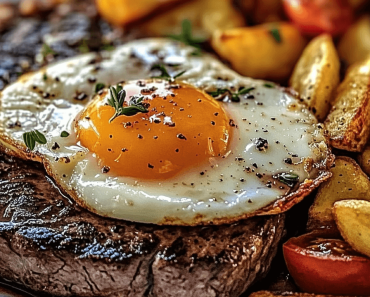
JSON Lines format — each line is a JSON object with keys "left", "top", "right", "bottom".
{"left": 263, "top": 83, "right": 275, "bottom": 88}
{"left": 95, "top": 83, "right": 105, "bottom": 93}
{"left": 208, "top": 87, "right": 255, "bottom": 102}
{"left": 43, "top": 73, "right": 48, "bottom": 81}
{"left": 101, "top": 43, "right": 115, "bottom": 51}
{"left": 60, "top": 131, "right": 70, "bottom": 137}
{"left": 108, "top": 85, "right": 149, "bottom": 122}
{"left": 23, "top": 130, "right": 47, "bottom": 151}
{"left": 269, "top": 28, "right": 282, "bottom": 43}
{"left": 151, "top": 64, "right": 186, "bottom": 81}
{"left": 41, "top": 43, "right": 56, "bottom": 59}
{"left": 238, "top": 87, "right": 255, "bottom": 95}
{"left": 78, "top": 39, "right": 90, "bottom": 53}
{"left": 168, "top": 19, "right": 206, "bottom": 53}
{"left": 278, "top": 172, "right": 299, "bottom": 187}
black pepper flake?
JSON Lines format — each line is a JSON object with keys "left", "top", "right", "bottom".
{"left": 214, "top": 112, "right": 219, "bottom": 116}
{"left": 229, "top": 119, "right": 236, "bottom": 127}
{"left": 137, "top": 80, "right": 146, "bottom": 87}
{"left": 292, "top": 154, "right": 298, "bottom": 157}
{"left": 244, "top": 167, "right": 251, "bottom": 172}
{"left": 179, "top": 108, "right": 184, "bottom": 111}
{"left": 256, "top": 173, "right": 263, "bottom": 178}
{"left": 175, "top": 148, "right": 179, "bottom": 152}
{"left": 248, "top": 199, "right": 252, "bottom": 203}
{"left": 211, "top": 121, "right": 215, "bottom": 125}
{"left": 64, "top": 157, "right": 70, "bottom": 164}
{"left": 255, "top": 138, "right": 269, "bottom": 151}
{"left": 122, "top": 148, "right": 128, "bottom": 152}
{"left": 271, "top": 117, "right": 276, "bottom": 120}
{"left": 51, "top": 142, "right": 60, "bottom": 150}
{"left": 108, "top": 148, "right": 112, "bottom": 152}
{"left": 138, "top": 134, "right": 143, "bottom": 139}
{"left": 55, "top": 77, "right": 60, "bottom": 82}
{"left": 153, "top": 136, "right": 158, "bottom": 139}
{"left": 102, "top": 166, "right": 110, "bottom": 173}
{"left": 235, "top": 157, "right": 244, "bottom": 161}
{"left": 246, "top": 94, "right": 255, "bottom": 99}
{"left": 200, "top": 171, "right": 205, "bottom": 175}
{"left": 88, "top": 77, "right": 97, "bottom": 83}
{"left": 177, "top": 133, "right": 187, "bottom": 140}
{"left": 42, "top": 92, "right": 50, "bottom": 99}
{"left": 148, "top": 163, "right": 154, "bottom": 169}
{"left": 284, "top": 158, "right": 293, "bottom": 164}
{"left": 257, "top": 102, "right": 263, "bottom": 106}
{"left": 240, "top": 178, "right": 245, "bottom": 182}
{"left": 252, "top": 163, "right": 258, "bottom": 168}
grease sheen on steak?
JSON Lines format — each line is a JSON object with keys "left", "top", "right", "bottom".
{"left": 0, "top": 153, "right": 284, "bottom": 297}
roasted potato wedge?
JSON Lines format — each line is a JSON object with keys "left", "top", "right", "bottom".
{"left": 290, "top": 34, "right": 340, "bottom": 122}
{"left": 211, "top": 23, "right": 307, "bottom": 81}
{"left": 307, "top": 156, "right": 370, "bottom": 231}
{"left": 338, "top": 15, "right": 370, "bottom": 66}
{"left": 139, "top": 0, "right": 245, "bottom": 39}
{"left": 96, "top": 0, "right": 184, "bottom": 26}
{"left": 358, "top": 142, "right": 370, "bottom": 176}
{"left": 324, "top": 57, "right": 370, "bottom": 152}
{"left": 333, "top": 199, "right": 370, "bottom": 258}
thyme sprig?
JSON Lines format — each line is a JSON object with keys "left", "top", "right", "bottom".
{"left": 277, "top": 172, "right": 299, "bottom": 187}
{"left": 108, "top": 85, "right": 149, "bottom": 123}
{"left": 168, "top": 19, "right": 206, "bottom": 56}
{"left": 151, "top": 64, "right": 186, "bottom": 82}
{"left": 208, "top": 87, "right": 256, "bottom": 102}
{"left": 23, "top": 130, "right": 47, "bottom": 151}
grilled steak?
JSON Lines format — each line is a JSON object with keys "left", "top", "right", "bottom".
{"left": 0, "top": 153, "right": 285, "bottom": 297}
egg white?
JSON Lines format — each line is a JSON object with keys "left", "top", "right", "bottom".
{"left": 0, "top": 38, "right": 332, "bottom": 225}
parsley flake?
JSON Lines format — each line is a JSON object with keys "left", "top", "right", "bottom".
{"left": 95, "top": 82, "right": 105, "bottom": 93}
{"left": 60, "top": 131, "right": 70, "bottom": 137}
{"left": 23, "top": 130, "right": 47, "bottom": 151}
{"left": 269, "top": 28, "right": 282, "bottom": 43}
{"left": 207, "top": 87, "right": 256, "bottom": 102}
{"left": 277, "top": 172, "right": 299, "bottom": 187}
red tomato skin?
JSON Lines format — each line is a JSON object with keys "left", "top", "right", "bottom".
{"left": 282, "top": 0, "right": 353, "bottom": 36}
{"left": 283, "top": 233, "right": 370, "bottom": 295}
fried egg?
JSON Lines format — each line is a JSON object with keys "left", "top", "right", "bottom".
{"left": 0, "top": 39, "right": 332, "bottom": 225}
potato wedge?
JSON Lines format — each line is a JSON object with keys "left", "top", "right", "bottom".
{"left": 338, "top": 15, "right": 370, "bottom": 66}
{"left": 211, "top": 23, "right": 307, "bottom": 82}
{"left": 289, "top": 34, "right": 340, "bottom": 122}
{"left": 139, "top": 0, "right": 245, "bottom": 39}
{"left": 358, "top": 142, "right": 370, "bottom": 176}
{"left": 96, "top": 0, "right": 184, "bottom": 26}
{"left": 324, "top": 57, "right": 370, "bottom": 152}
{"left": 333, "top": 199, "right": 370, "bottom": 258}
{"left": 307, "top": 156, "right": 370, "bottom": 231}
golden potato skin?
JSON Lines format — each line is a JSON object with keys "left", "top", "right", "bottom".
{"left": 95, "top": 0, "right": 183, "bottom": 26}
{"left": 333, "top": 199, "right": 370, "bottom": 258}
{"left": 211, "top": 23, "right": 307, "bottom": 82}
{"left": 358, "top": 143, "right": 370, "bottom": 176}
{"left": 290, "top": 34, "right": 340, "bottom": 122}
{"left": 338, "top": 15, "right": 370, "bottom": 66}
{"left": 139, "top": 0, "right": 245, "bottom": 39}
{"left": 307, "top": 157, "right": 370, "bottom": 232}
{"left": 324, "top": 57, "right": 370, "bottom": 152}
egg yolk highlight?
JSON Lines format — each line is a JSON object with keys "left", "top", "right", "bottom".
{"left": 76, "top": 80, "right": 232, "bottom": 180}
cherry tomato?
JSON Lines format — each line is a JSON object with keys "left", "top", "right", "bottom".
{"left": 282, "top": 0, "right": 353, "bottom": 36}
{"left": 283, "top": 231, "right": 370, "bottom": 295}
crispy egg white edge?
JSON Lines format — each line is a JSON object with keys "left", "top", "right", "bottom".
{"left": 0, "top": 38, "right": 333, "bottom": 225}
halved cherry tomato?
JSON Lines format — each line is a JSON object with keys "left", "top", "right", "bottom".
{"left": 283, "top": 231, "right": 370, "bottom": 295}
{"left": 282, "top": 0, "right": 353, "bottom": 36}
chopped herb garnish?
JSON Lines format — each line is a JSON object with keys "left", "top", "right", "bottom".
{"left": 23, "top": 130, "right": 47, "bottom": 151}
{"left": 95, "top": 82, "right": 105, "bottom": 93}
{"left": 264, "top": 83, "right": 275, "bottom": 88}
{"left": 60, "top": 131, "right": 70, "bottom": 137}
{"left": 151, "top": 64, "right": 186, "bottom": 82}
{"left": 207, "top": 87, "right": 256, "bottom": 102}
{"left": 277, "top": 172, "right": 299, "bottom": 187}
{"left": 43, "top": 73, "right": 48, "bottom": 81}
{"left": 101, "top": 43, "right": 115, "bottom": 51}
{"left": 169, "top": 19, "right": 206, "bottom": 54}
{"left": 41, "top": 43, "right": 56, "bottom": 60}
{"left": 107, "top": 85, "right": 149, "bottom": 123}
{"left": 78, "top": 39, "right": 90, "bottom": 53}
{"left": 269, "top": 28, "right": 282, "bottom": 43}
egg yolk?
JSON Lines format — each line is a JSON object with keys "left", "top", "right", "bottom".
{"left": 76, "top": 80, "right": 232, "bottom": 180}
